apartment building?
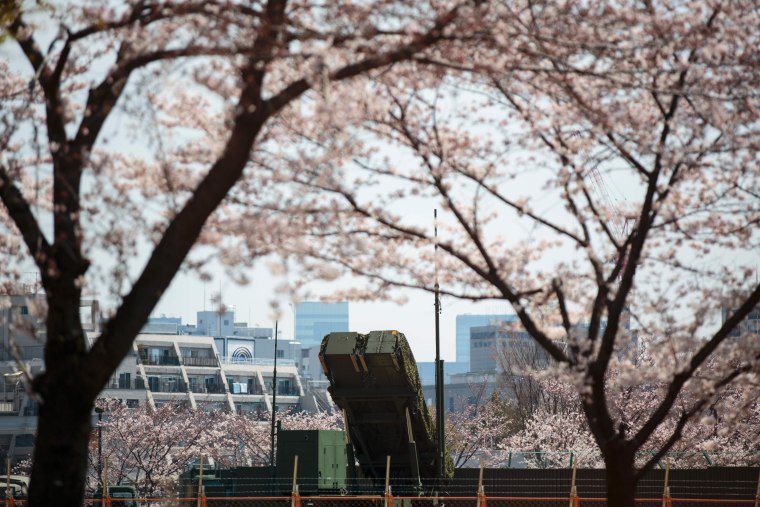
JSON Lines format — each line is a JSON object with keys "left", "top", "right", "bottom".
{"left": 102, "top": 332, "right": 304, "bottom": 415}
{"left": 0, "top": 293, "right": 306, "bottom": 462}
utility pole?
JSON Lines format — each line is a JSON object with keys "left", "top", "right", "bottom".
{"left": 270, "top": 320, "right": 279, "bottom": 472}
{"left": 434, "top": 209, "right": 445, "bottom": 481}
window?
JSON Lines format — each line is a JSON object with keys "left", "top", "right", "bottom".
{"left": 224, "top": 320, "right": 229, "bottom": 325}
{"left": 15, "top": 434, "right": 35, "bottom": 447}
{"left": 276, "top": 349, "right": 284, "bottom": 358}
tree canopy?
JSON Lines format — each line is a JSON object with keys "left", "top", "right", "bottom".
{"left": 1, "top": 1, "right": 758, "bottom": 506}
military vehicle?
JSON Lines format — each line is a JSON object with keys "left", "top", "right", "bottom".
{"left": 319, "top": 330, "right": 452, "bottom": 490}
{"left": 179, "top": 329, "right": 451, "bottom": 498}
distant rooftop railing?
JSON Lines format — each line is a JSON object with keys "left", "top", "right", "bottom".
{"left": 219, "top": 356, "right": 295, "bottom": 367}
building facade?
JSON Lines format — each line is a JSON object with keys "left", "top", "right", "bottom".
{"left": 724, "top": 304, "right": 760, "bottom": 336}
{"left": 470, "top": 325, "right": 537, "bottom": 374}
{"left": 455, "top": 313, "right": 517, "bottom": 369}
{"left": 294, "top": 302, "right": 349, "bottom": 349}
{"left": 0, "top": 298, "right": 308, "bottom": 463}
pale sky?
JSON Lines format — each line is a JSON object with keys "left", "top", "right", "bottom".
{"left": 150, "top": 259, "right": 514, "bottom": 362}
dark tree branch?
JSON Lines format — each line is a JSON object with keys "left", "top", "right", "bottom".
{"left": 81, "top": 0, "right": 473, "bottom": 396}
{"left": 0, "top": 163, "right": 53, "bottom": 268}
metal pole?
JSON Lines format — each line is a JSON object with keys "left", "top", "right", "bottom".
{"left": 568, "top": 458, "right": 577, "bottom": 507}
{"left": 270, "top": 320, "right": 279, "bottom": 471}
{"left": 434, "top": 209, "right": 445, "bottom": 480}
{"left": 476, "top": 459, "right": 485, "bottom": 507}
{"left": 384, "top": 455, "right": 392, "bottom": 507}
{"left": 6, "top": 458, "right": 10, "bottom": 503}
{"left": 96, "top": 408, "right": 103, "bottom": 489}
{"left": 291, "top": 455, "right": 299, "bottom": 496}
{"left": 662, "top": 460, "right": 670, "bottom": 507}
{"left": 103, "top": 458, "right": 109, "bottom": 507}
{"left": 385, "top": 455, "right": 391, "bottom": 497}
{"left": 197, "top": 455, "right": 204, "bottom": 507}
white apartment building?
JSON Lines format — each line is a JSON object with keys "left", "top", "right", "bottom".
{"left": 0, "top": 293, "right": 307, "bottom": 462}
{"left": 104, "top": 333, "right": 304, "bottom": 415}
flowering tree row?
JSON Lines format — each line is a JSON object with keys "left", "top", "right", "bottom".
{"left": 500, "top": 352, "right": 760, "bottom": 469}
{"left": 84, "top": 401, "right": 341, "bottom": 497}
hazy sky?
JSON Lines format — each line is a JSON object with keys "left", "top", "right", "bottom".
{"left": 151, "top": 259, "right": 514, "bottom": 362}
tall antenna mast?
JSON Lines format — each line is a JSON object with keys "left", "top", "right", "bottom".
{"left": 270, "top": 320, "right": 279, "bottom": 472}
{"left": 434, "top": 209, "right": 445, "bottom": 481}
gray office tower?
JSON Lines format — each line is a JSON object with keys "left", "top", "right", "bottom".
{"left": 455, "top": 313, "right": 517, "bottom": 369}
{"left": 294, "top": 301, "right": 349, "bottom": 348}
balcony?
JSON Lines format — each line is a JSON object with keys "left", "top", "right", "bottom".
{"left": 229, "top": 382, "right": 263, "bottom": 395}
{"left": 147, "top": 377, "right": 186, "bottom": 393}
{"left": 104, "top": 377, "right": 145, "bottom": 390}
{"left": 275, "top": 388, "right": 301, "bottom": 397}
{"left": 140, "top": 354, "right": 181, "bottom": 366}
{"left": 182, "top": 356, "right": 218, "bottom": 367}
{"left": 187, "top": 376, "right": 225, "bottom": 394}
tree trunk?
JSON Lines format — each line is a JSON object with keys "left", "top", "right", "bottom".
{"left": 28, "top": 285, "right": 96, "bottom": 507}
{"left": 28, "top": 371, "right": 94, "bottom": 507}
{"left": 605, "top": 453, "right": 639, "bottom": 507}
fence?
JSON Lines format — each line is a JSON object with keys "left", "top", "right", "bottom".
{"left": 70, "top": 462, "right": 760, "bottom": 507}
{"left": 2, "top": 464, "right": 757, "bottom": 506}
{"left": 489, "top": 451, "right": 760, "bottom": 469}
{"left": 1, "top": 492, "right": 758, "bottom": 506}
{"left": 71, "top": 494, "right": 760, "bottom": 507}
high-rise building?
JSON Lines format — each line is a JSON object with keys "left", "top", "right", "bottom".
{"left": 470, "top": 324, "right": 538, "bottom": 374}
{"left": 724, "top": 304, "right": 760, "bottom": 336}
{"left": 455, "top": 313, "right": 517, "bottom": 369}
{"left": 294, "top": 302, "right": 349, "bottom": 348}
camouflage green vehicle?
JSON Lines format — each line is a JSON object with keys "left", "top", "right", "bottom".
{"left": 320, "top": 330, "right": 453, "bottom": 489}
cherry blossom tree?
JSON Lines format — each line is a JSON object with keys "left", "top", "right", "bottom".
{"left": 495, "top": 325, "right": 574, "bottom": 431}
{"left": 3, "top": 1, "right": 759, "bottom": 506}
{"left": 248, "top": 2, "right": 760, "bottom": 505}
{"left": 503, "top": 361, "right": 760, "bottom": 469}
{"left": 83, "top": 403, "right": 343, "bottom": 496}
{"left": 444, "top": 383, "right": 510, "bottom": 468}
{"left": 0, "top": 0, "right": 485, "bottom": 504}
{"left": 280, "top": 409, "right": 342, "bottom": 431}
{"left": 84, "top": 401, "right": 225, "bottom": 496}
{"left": 209, "top": 409, "right": 343, "bottom": 468}
{"left": 209, "top": 412, "right": 273, "bottom": 469}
